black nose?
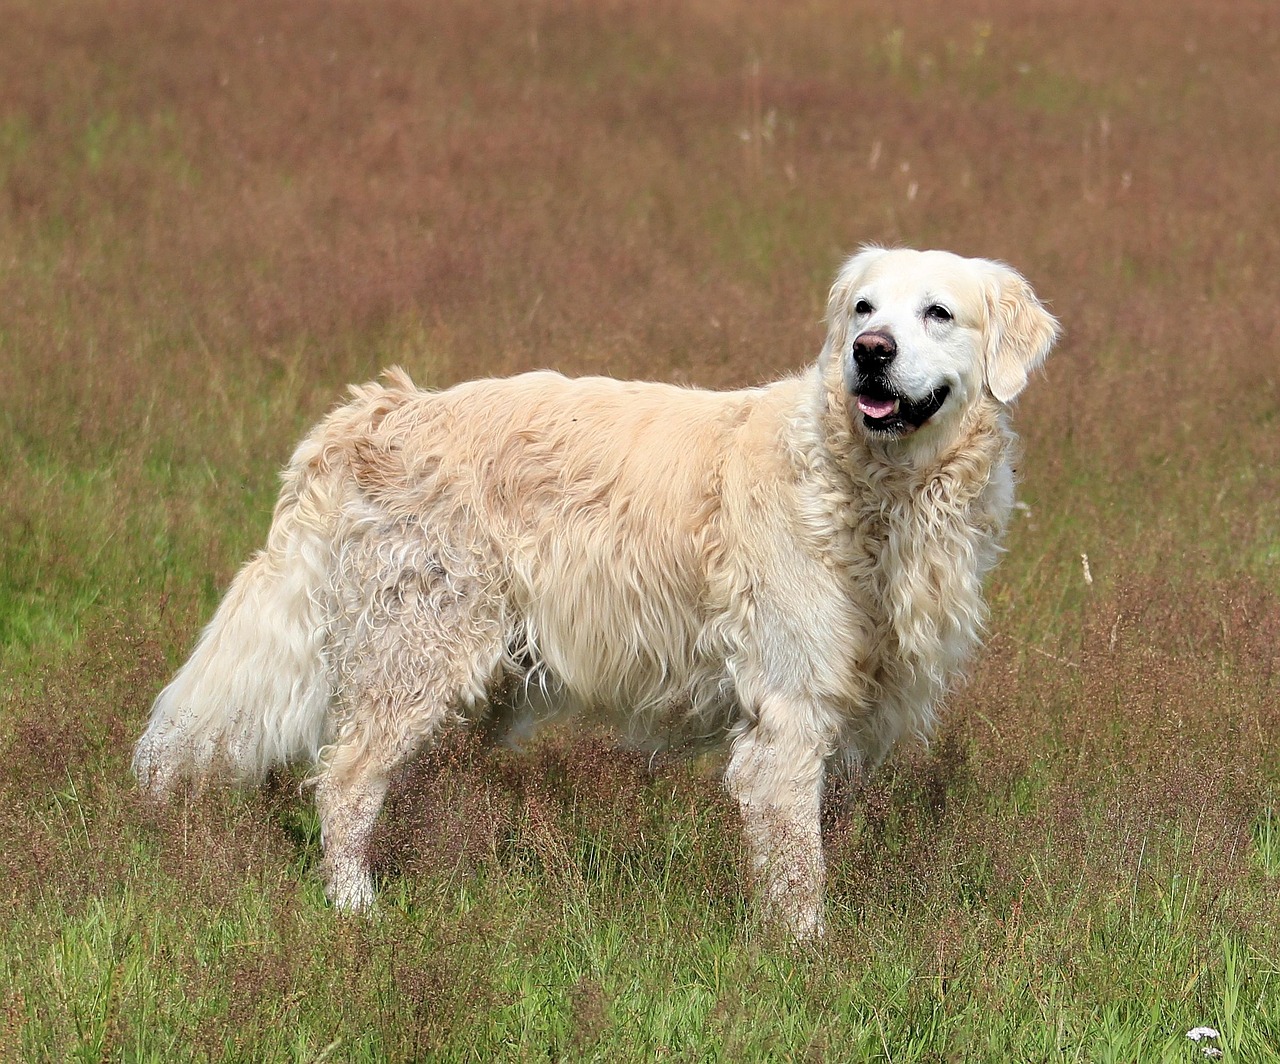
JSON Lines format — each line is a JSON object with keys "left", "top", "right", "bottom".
{"left": 852, "top": 330, "right": 896, "bottom": 369}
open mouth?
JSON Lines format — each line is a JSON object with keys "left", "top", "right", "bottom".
{"left": 854, "top": 383, "right": 951, "bottom": 436}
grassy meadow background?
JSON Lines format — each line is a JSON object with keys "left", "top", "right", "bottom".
{"left": 3, "top": 0, "right": 1280, "bottom": 1058}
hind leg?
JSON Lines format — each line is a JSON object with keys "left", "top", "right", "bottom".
{"left": 316, "top": 754, "right": 391, "bottom": 911}
{"left": 317, "top": 534, "right": 505, "bottom": 911}
{"left": 315, "top": 718, "right": 430, "bottom": 912}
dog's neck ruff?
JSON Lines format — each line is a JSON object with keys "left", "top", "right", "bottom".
{"left": 788, "top": 369, "right": 1015, "bottom": 750}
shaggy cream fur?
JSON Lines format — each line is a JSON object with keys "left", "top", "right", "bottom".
{"left": 134, "top": 247, "right": 1058, "bottom": 937}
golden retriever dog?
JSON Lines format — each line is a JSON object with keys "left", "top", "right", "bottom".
{"left": 134, "top": 247, "right": 1058, "bottom": 937}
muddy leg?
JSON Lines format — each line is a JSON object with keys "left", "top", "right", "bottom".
{"left": 724, "top": 710, "right": 830, "bottom": 939}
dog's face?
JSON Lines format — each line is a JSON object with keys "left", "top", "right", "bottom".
{"left": 822, "top": 248, "right": 1060, "bottom": 440}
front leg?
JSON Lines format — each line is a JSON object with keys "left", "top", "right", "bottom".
{"left": 724, "top": 704, "right": 832, "bottom": 939}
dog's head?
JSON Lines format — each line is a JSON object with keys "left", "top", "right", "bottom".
{"left": 820, "top": 247, "right": 1060, "bottom": 441}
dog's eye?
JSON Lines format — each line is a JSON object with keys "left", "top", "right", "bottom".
{"left": 854, "top": 299, "right": 873, "bottom": 316}
{"left": 925, "top": 304, "right": 953, "bottom": 323}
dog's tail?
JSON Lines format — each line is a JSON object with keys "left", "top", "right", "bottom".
{"left": 133, "top": 479, "right": 336, "bottom": 796}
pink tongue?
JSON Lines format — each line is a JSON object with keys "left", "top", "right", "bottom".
{"left": 858, "top": 395, "right": 897, "bottom": 419}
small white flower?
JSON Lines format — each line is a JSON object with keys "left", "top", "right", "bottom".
{"left": 1187, "top": 1027, "right": 1223, "bottom": 1054}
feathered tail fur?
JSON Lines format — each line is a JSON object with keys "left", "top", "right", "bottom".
{"left": 133, "top": 481, "right": 335, "bottom": 795}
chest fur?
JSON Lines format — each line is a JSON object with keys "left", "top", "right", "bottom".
{"left": 855, "top": 480, "right": 1003, "bottom": 691}
{"left": 816, "top": 415, "right": 1013, "bottom": 718}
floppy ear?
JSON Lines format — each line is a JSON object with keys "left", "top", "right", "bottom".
{"left": 982, "top": 263, "right": 1060, "bottom": 403}
{"left": 818, "top": 245, "right": 889, "bottom": 372}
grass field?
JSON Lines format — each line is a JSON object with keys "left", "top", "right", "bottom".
{"left": 3, "top": 0, "right": 1280, "bottom": 1058}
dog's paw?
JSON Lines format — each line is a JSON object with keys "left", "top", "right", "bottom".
{"left": 325, "top": 863, "right": 377, "bottom": 915}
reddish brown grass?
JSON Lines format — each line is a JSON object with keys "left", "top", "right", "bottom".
{"left": 2, "top": 0, "right": 1280, "bottom": 1054}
